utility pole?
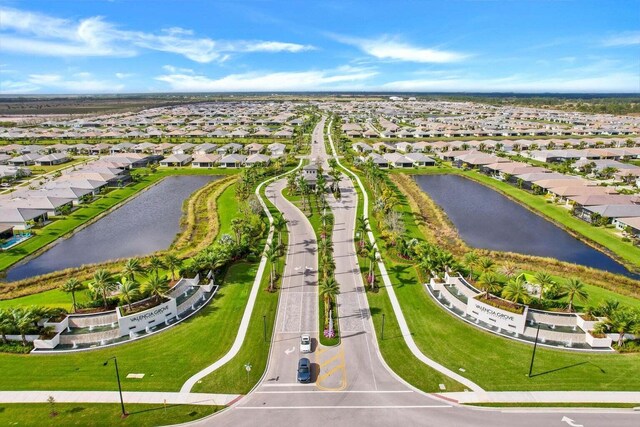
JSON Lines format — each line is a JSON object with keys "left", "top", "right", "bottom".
{"left": 103, "top": 356, "right": 127, "bottom": 417}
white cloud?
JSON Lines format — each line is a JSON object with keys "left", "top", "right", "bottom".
{"left": 336, "top": 34, "right": 467, "bottom": 63}
{"left": 0, "top": 72, "right": 125, "bottom": 94}
{"left": 155, "top": 67, "right": 377, "bottom": 91}
{"left": 382, "top": 72, "right": 640, "bottom": 93}
{"left": 602, "top": 31, "right": 640, "bottom": 47}
{"left": 115, "top": 72, "right": 134, "bottom": 79}
{"left": 0, "top": 7, "right": 315, "bottom": 62}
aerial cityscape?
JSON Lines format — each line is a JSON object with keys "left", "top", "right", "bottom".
{"left": 0, "top": 1, "right": 639, "bottom": 426}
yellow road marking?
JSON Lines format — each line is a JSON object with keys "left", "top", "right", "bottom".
{"left": 315, "top": 346, "right": 348, "bottom": 391}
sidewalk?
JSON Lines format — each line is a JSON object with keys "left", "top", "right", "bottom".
{"left": 0, "top": 391, "right": 240, "bottom": 406}
{"left": 437, "top": 391, "right": 640, "bottom": 404}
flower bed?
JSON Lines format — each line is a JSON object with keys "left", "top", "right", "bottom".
{"left": 474, "top": 295, "right": 525, "bottom": 314}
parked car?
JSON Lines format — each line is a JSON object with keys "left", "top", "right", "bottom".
{"left": 297, "top": 357, "right": 311, "bottom": 383}
{"left": 300, "top": 334, "right": 311, "bottom": 353}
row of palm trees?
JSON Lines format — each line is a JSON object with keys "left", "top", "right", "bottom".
{"left": 60, "top": 254, "right": 183, "bottom": 312}
{"left": 593, "top": 302, "right": 640, "bottom": 348}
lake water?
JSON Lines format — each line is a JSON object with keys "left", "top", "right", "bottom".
{"left": 414, "top": 174, "right": 638, "bottom": 278}
{"left": 4, "top": 175, "right": 217, "bottom": 282}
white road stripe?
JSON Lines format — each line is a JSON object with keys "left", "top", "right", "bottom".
{"left": 255, "top": 390, "right": 414, "bottom": 394}
{"left": 237, "top": 405, "right": 451, "bottom": 410}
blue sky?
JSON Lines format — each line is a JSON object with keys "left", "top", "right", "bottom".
{"left": 0, "top": 0, "right": 639, "bottom": 94}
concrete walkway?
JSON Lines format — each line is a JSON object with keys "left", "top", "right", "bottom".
{"left": 0, "top": 391, "right": 240, "bottom": 406}
{"left": 180, "top": 160, "right": 303, "bottom": 393}
{"left": 325, "top": 119, "right": 484, "bottom": 393}
{"left": 438, "top": 391, "right": 640, "bottom": 405}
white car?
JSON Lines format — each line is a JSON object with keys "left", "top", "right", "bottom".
{"left": 300, "top": 334, "right": 311, "bottom": 353}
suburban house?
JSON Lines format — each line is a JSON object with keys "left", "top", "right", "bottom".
{"left": 35, "top": 153, "right": 70, "bottom": 166}
{"left": 218, "top": 154, "right": 247, "bottom": 168}
{"left": 191, "top": 154, "right": 221, "bottom": 168}
{"left": 160, "top": 154, "right": 192, "bottom": 167}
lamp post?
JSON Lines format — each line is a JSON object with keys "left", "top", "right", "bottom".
{"left": 103, "top": 356, "right": 126, "bottom": 417}
{"left": 527, "top": 324, "right": 541, "bottom": 377}
{"left": 381, "top": 313, "right": 385, "bottom": 340}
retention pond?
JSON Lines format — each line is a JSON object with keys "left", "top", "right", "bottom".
{"left": 414, "top": 174, "right": 638, "bottom": 279}
{"left": 4, "top": 175, "right": 217, "bottom": 282}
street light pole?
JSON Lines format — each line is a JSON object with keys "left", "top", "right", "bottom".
{"left": 103, "top": 356, "right": 127, "bottom": 417}
{"left": 528, "top": 324, "right": 541, "bottom": 377}
{"left": 263, "top": 315, "right": 267, "bottom": 342}
{"left": 381, "top": 313, "right": 385, "bottom": 340}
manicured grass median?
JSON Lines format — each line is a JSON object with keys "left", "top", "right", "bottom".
{"left": 0, "top": 403, "right": 220, "bottom": 426}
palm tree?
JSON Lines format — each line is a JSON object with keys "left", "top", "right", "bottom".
{"left": 501, "top": 276, "right": 531, "bottom": 304}
{"left": 147, "top": 256, "right": 166, "bottom": 279}
{"left": 90, "top": 269, "right": 116, "bottom": 309}
{"left": 10, "top": 308, "right": 37, "bottom": 346}
{"left": 463, "top": 251, "right": 479, "bottom": 280}
{"left": 122, "top": 258, "right": 145, "bottom": 282}
{"left": 272, "top": 214, "right": 287, "bottom": 248}
{"left": 264, "top": 244, "right": 279, "bottom": 292}
{"left": 144, "top": 275, "right": 169, "bottom": 303}
{"left": 356, "top": 216, "right": 369, "bottom": 248}
{"left": 367, "top": 246, "right": 378, "bottom": 289}
{"left": 498, "top": 262, "right": 519, "bottom": 279}
{"left": 478, "top": 257, "right": 495, "bottom": 275}
{"left": 60, "top": 278, "right": 85, "bottom": 313}
{"left": 534, "top": 271, "right": 555, "bottom": 300}
{"left": 0, "top": 309, "right": 12, "bottom": 343}
{"left": 562, "top": 278, "right": 589, "bottom": 312}
{"left": 601, "top": 308, "right": 639, "bottom": 347}
{"left": 164, "top": 254, "right": 182, "bottom": 281}
{"left": 319, "top": 277, "right": 340, "bottom": 322}
{"left": 477, "top": 273, "right": 502, "bottom": 299}
{"left": 118, "top": 277, "right": 141, "bottom": 311}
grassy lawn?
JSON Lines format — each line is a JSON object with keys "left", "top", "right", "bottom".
{"left": 0, "top": 261, "right": 257, "bottom": 391}
{"left": 355, "top": 167, "right": 640, "bottom": 392}
{"left": 0, "top": 403, "right": 220, "bottom": 426}
{"left": 28, "top": 157, "right": 91, "bottom": 175}
{"left": 0, "top": 287, "right": 91, "bottom": 310}
{"left": 397, "top": 165, "right": 640, "bottom": 270}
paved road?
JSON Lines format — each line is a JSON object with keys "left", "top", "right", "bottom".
{"left": 189, "top": 118, "right": 640, "bottom": 426}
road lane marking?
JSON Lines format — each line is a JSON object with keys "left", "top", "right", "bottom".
{"left": 255, "top": 390, "right": 414, "bottom": 394}
{"left": 237, "top": 405, "right": 452, "bottom": 410}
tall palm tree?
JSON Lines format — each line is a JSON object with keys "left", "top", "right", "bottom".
{"left": 118, "top": 277, "right": 141, "bottom": 311}
{"left": 90, "top": 269, "right": 116, "bottom": 309}
{"left": 272, "top": 214, "right": 287, "bottom": 249}
{"left": 501, "top": 276, "right": 531, "bottom": 304}
{"left": 147, "top": 256, "right": 166, "bottom": 279}
{"left": 164, "top": 254, "right": 182, "bottom": 281}
{"left": 367, "top": 246, "right": 378, "bottom": 289}
{"left": 562, "top": 278, "right": 589, "bottom": 312}
{"left": 60, "top": 278, "right": 85, "bottom": 313}
{"left": 356, "top": 216, "right": 369, "bottom": 248}
{"left": 264, "top": 244, "right": 279, "bottom": 292}
{"left": 477, "top": 273, "right": 502, "bottom": 299}
{"left": 463, "top": 251, "right": 479, "bottom": 280}
{"left": 122, "top": 258, "right": 145, "bottom": 282}
{"left": 534, "top": 271, "right": 555, "bottom": 300}
{"left": 319, "top": 277, "right": 340, "bottom": 323}
{"left": 144, "top": 275, "right": 169, "bottom": 303}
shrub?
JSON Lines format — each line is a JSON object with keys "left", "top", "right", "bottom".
{"left": 0, "top": 341, "right": 33, "bottom": 354}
